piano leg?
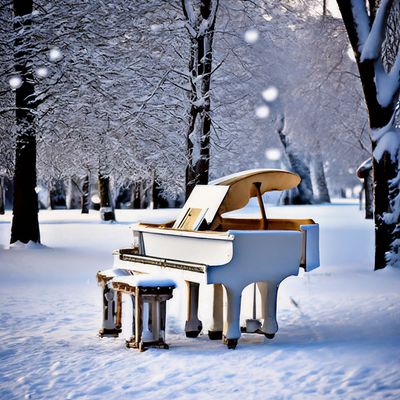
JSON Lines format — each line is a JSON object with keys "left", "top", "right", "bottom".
{"left": 185, "top": 281, "right": 203, "bottom": 338}
{"left": 208, "top": 284, "right": 223, "bottom": 340}
{"left": 257, "top": 281, "right": 279, "bottom": 338}
{"left": 223, "top": 285, "right": 243, "bottom": 349}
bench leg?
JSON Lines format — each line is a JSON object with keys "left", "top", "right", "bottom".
{"left": 141, "top": 301, "right": 153, "bottom": 342}
{"left": 115, "top": 291, "right": 122, "bottom": 329}
{"left": 160, "top": 300, "right": 166, "bottom": 340}
{"left": 135, "top": 288, "right": 142, "bottom": 347}
{"left": 99, "top": 285, "right": 122, "bottom": 337}
{"left": 127, "top": 288, "right": 143, "bottom": 349}
{"left": 151, "top": 299, "right": 161, "bottom": 341}
{"left": 185, "top": 281, "right": 203, "bottom": 338}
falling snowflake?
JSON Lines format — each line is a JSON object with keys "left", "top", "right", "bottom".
{"left": 49, "top": 48, "right": 63, "bottom": 62}
{"left": 244, "top": 29, "right": 259, "bottom": 44}
{"left": 9, "top": 76, "right": 22, "bottom": 89}
{"left": 262, "top": 86, "right": 279, "bottom": 102}
{"left": 36, "top": 67, "right": 49, "bottom": 78}
{"left": 255, "top": 105, "right": 270, "bottom": 119}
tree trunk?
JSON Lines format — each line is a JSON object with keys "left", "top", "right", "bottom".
{"left": 66, "top": 178, "right": 81, "bottom": 209}
{"left": 313, "top": 155, "right": 330, "bottom": 203}
{"left": 0, "top": 176, "right": 5, "bottom": 215}
{"left": 373, "top": 154, "right": 398, "bottom": 268}
{"left": 49, "top": 180, "right": 66, "bottom": 209}
{"left": 276, "top": 115, "right": 314, "bottom": 204}
{"left": 81, "top": 175, "right": 90, "bottom": 214}
{"left": 182, "top": 0, "right": 218, "bottom": 199}
{"left": 10, "top": 0, "right": 40, "bottom": 244}
{"left": 140, "top": 181, "right": 151, "bottom": 209}
{"left": 336, "top": 0, "right": 399, "bottom": 269}
{"left": 364, "top": 171, "right": 374, "bottom": 220}
{"left": 152, "top": 176, "right": 161, "bottom": 209}
{"left": 131, "top": 182, "right": 141, "bottom": 209}
{"left": 152, "top": 175, "right": 169, "bottom": 209}
{"left": 98, "top": 174, "right": 115, "bottom": 221}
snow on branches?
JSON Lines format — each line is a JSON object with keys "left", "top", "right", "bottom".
{"left": 350, "top": 0, "right": 400, "bottom": 123}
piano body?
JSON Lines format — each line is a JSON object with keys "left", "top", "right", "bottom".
{"left": 112, "top": 169, "right": 319, "bottom": 348}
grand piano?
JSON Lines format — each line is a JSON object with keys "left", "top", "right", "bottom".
{"left": 111, "top": 169, "right": 319, "bottom": 348}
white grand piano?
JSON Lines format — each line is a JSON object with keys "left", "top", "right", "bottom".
{"left": 111, "top": 169, "right": 319, "bottom": 348}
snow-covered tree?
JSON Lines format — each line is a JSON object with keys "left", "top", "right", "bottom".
{"left": 9, "top": 0, "right": 40, "bottom": 244}
{"left": 1, "top": 0, "right": 190, "bottom": 220}
{"left": 336, "top": 0, "right": 400, "bottom": 269}
{"left": 31, "top": 0, "right": 188, "bottom": 201}
{"left": 181, "top": 0, "right": 219, "bottom": 198}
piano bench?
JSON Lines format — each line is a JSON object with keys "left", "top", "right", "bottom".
{"left": 96, "top": 268, "right": 132, "bottom": 337}
{"left": 111, "top": 276, "right": 176, "bottom": 352}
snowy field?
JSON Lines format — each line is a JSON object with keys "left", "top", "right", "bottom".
{"left": 0, "top": 201, "right": 399, "bottom": 400}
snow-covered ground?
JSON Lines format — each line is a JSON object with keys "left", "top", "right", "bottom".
{"left": 0, "top": 202, "right": 399, "bottom": 400}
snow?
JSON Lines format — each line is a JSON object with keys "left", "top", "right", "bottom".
{"left": 374, "top": 60, "right": 400, "bottom": 108}
{"left": 9, "top": 240, "right": 44, "bottom": 249}
{"left": 150, "top": 24, "right": 162, "bottom": 34}
{"left": 350, "top": 0, "right": 370, "bottom": 52}
{"left": 359, "top": 0, "right": 391, "bottom": 62}
{"left": 373, "top": 127, "right": 400, "bottom": 162}
{"left": 371, "top": 114, "right": 400, "bottom": 162}
{"left": 1, "top": 203, "right": 400, "bottom": 399}
{"left": 112, "top": 275, "right": 176, "bottom": 288}
{"left": 347, "top": 46, "right": 356, "bottom": 63}
{"left": 183, "top": 0, "right": 196, "bottom": 27}
{"left": 353, "top": 0, "right": 400, "bottom": 108}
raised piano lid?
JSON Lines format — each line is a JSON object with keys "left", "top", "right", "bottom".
{"left": 139, "top": 169, "right": 300, "bottom": 233}
{"left": 209, "top": 168, "right": 301, "bottom": 228}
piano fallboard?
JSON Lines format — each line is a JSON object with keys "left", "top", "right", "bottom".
{"left": 114, "top": 249, "right": 208, "bottom": 284}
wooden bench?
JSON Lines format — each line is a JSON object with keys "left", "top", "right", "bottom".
{"left": 111, "top": 276, "right": 176, "bottom": 351}
{"left": 97, "top": 268, "right": 176, "bottom": 351}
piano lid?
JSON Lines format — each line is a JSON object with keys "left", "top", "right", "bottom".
{"left": 172, "top": 169, "right": 300, "bottom": 231}
{"left": 210, "top": 169, "right": 301, "bottom": 215}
